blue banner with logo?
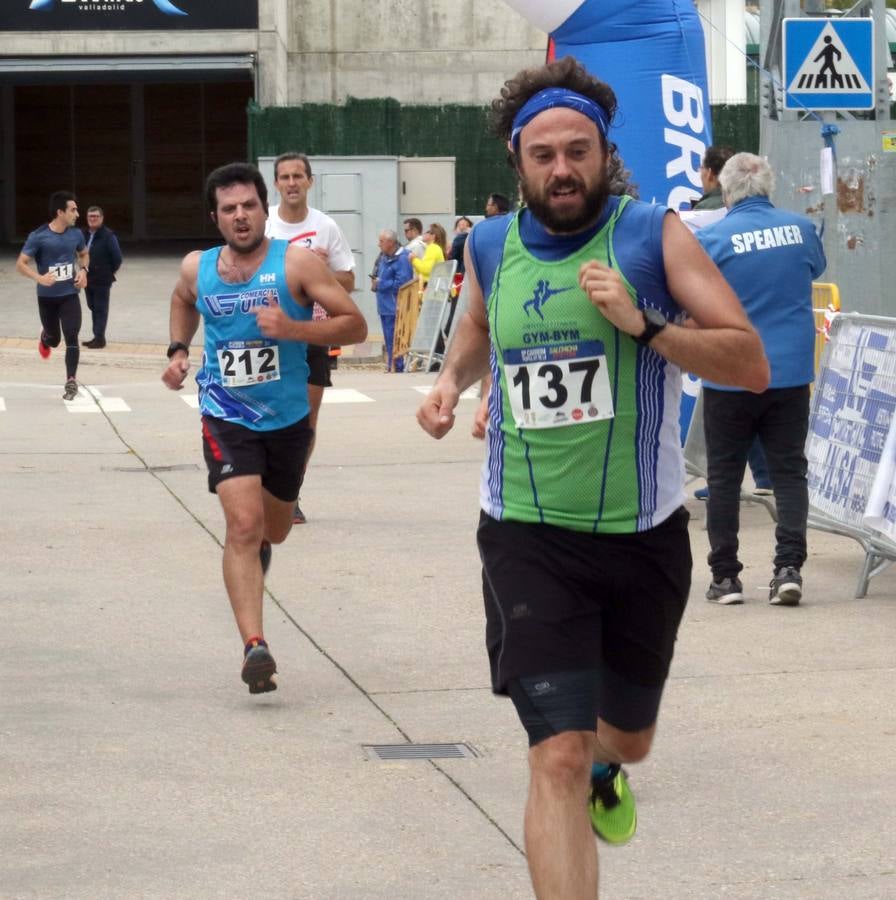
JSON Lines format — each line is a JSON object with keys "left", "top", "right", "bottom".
{"left": 547, "top": 0, "right": 712, "bottom": 211}
{"left": 8, "top": 0, "right": 258, "bottom": 30}
{"left": 503, "top": 1, "right": 713, "bottom": 444}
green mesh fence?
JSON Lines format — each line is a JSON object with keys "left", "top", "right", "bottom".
{"left": 710, "top": 104, "right": 760, "bottom": 155}
{"left": 249, "top": 98, "right": 761, "bottom": 212}
{"left": 249, "top": 98, "right": 516, "bottom": 215}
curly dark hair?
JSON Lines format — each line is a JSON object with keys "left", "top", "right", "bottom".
{"left": 489, "top": 55, "right": 638, "bottom": 199}
{"left": 205, "top": 162, "right": 269, "bottom": 217}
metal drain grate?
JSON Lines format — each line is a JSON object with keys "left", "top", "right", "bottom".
{"left": 106, "top": 464, "right": 200, "bottom": 473}
{"left": 363, "top": 742, "right": 479, "bottom": 761}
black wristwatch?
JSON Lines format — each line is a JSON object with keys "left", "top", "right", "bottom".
{"left": 634, "top": 308, "right": 667, "bottom": 346}
{"left": 166, "top": 341, "right": 190, "bottom": 359}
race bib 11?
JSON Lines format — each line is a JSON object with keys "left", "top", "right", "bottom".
{"left": 48, "top": 263, "right": 74, "bottom": 281}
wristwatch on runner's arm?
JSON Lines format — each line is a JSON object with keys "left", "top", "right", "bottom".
{"left": 634, "top": 308, "right": 667, "bottom": 346}
{"left": 167, "top": 341, "right": 190, "bottom": 359}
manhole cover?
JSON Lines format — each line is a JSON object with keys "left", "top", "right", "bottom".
{"left": 106, "top": 464, "right": 200, "bottom": 473}
{"left": 362, "top": 742, "right": 479, "bottom": 761}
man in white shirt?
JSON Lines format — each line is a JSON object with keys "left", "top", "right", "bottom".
{"left": 265, "top": 152, "right": 356, "bottom": 523}
{"left": 402, "top": 218, "right": 427, "bottom": 259}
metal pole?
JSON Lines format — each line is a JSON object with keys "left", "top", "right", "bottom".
{"left": 873, "top": 0, "right": 892, "bottom": 122}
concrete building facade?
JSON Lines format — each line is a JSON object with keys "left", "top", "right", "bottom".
{"left": 0, "top": 0, "right": 544, "bottom": 242}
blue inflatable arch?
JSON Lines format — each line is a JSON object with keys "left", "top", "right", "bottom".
{"left": 505, "top": 0, "right": 713, "bottom": 210}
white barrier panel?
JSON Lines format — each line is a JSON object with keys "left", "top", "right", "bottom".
{"left": 807, "top": 312, "right": 896, "bottom": 597}
{"left": 406, "top": 260, "right": 457, "bottom": 373}
{"left": 863, "top": 417, "right": 896, "bottom": 540}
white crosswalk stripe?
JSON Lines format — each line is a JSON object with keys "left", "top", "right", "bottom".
{"left": 322, "top": 388, "right": 374, "bottom": 404}
{"left": 65, "top": 386, "right": 131, "bottom": 414}
{"left": 0, "top": 384, "right": 447, "bottom": 413}
{"left": 181, "top": 388, "right": 375, "bottom": 407}
{"left": 413, "top": 385, "right": 481, "bottom": 400}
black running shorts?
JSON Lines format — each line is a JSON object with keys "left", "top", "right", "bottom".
{"left": 306, "top": 343, "right": 332, "bottom": 388}
{"left": 477, "top": 507, "right": 692, "bottom": 732}
{"left": 201, "top": 415, "right": 313, "bottom": 502}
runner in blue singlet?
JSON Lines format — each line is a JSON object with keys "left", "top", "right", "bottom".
{"left": 161, "top": 163, "right": 367, "bottom": 695}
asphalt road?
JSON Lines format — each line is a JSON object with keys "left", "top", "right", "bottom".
{"left": 1, "top": 245, "right": 894, "bottom": 898}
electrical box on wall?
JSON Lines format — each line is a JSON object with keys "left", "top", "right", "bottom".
{"left": 256, "top": 154, "right": 461, "bottom": 351}
{"left": 398, "top": 157, "right": 455, "bottom": 214}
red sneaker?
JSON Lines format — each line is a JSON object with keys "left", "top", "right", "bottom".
{"left": 38, "top": 334, "right": 51, "bottom": 360}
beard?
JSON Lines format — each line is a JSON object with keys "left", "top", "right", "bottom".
{"left": 226, "top": 230, "right": 266, "bottom": 256}
{"left": 519, "top": 172, "right": 610, "bottom": 234}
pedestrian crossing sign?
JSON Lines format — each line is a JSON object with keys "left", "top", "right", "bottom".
{"left": 783, "top": 18, "right": 874, "bottom": 110}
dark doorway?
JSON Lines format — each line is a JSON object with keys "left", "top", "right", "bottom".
{"left": 14, "top": 83, "right": 130, "bottom": 238}
{"left": 11, "top": 80, "right": 253, "bottom": 241}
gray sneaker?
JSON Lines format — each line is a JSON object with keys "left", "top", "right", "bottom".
{"left": 706, "top": 577, "right": 744, "bottom": 605}
{"left": 62, "top": 378, "right": 78, "bottom": 401}
{"left": 241, "top": 641, "right": 277, "bottom": 694}
{"left": 769, "top": 567, "right": 802, "bottom": 606}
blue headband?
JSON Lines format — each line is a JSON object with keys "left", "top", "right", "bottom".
{"left": 510, "top": 88, "right": 610, "bottom": 151}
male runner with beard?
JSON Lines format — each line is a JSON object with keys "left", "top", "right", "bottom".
{"left": 162, "top": 163, "right": 366, "bottom": 694}
{"left": 417, "top": 57, "right": 769, "bottom": 899}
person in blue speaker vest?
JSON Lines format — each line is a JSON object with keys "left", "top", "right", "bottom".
{"left": 161, "top": 162, "right": 367, "bottom": 694}
{"left": 697, "top": 152, "right": 826, "bottom": 607}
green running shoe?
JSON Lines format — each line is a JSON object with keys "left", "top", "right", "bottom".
{"left": 588, "top": 765, "right": 637, "bottom": 845}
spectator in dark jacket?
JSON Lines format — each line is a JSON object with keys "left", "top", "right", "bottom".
{"left": 81, "top": 206, "right": 122, "bottom": 349}
{"left": 691, "top": 145, "right": 735, "bottom": 211}
{"left": 375, "top": 229, "right": 413, "bottom": 372}
{"left": 448, "top": 216, "right": 473, "bottom": 275}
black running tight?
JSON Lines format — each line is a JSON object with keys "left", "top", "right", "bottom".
{"left": 38, "top": 293, "right": 82, "bottom": 379}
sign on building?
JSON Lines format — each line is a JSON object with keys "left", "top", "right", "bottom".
{"left": 4, "top": 0, "right": 258, "bottom": 31}
{"left": 783, "top": 18, "right": 874, "bottom": 110}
